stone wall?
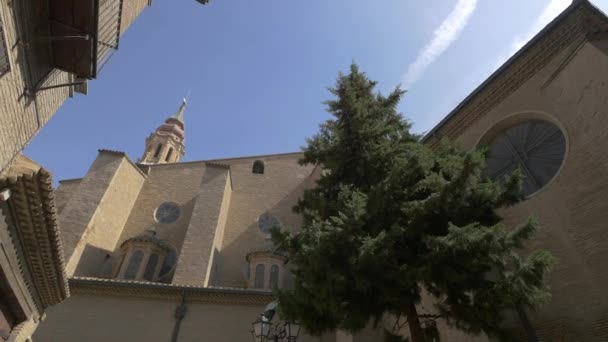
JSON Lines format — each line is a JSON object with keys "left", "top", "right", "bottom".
{"left": 34, "top": 293, "right": 338, "bottom": 342}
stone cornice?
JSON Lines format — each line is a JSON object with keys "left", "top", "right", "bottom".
{"left": 424, "top": 0, "right": 608, "bottom": 146}
{"left": 69, "top": 277, "right": 273, "bottom": 305}
{"left": 205, "top": 162, "right": 231, "bottom": 169}
{"left": 245, "top": 248, "right": 288, "bottom": 263}
{"left": 0, "top": 169, "right": 69, "bottom": 310}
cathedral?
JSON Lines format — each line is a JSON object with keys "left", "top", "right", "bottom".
{"left": 17, "top": 0, "right": 608, "bottom": 341}
{"left": 33, "top": 99, "right": 348, "bottom": 341}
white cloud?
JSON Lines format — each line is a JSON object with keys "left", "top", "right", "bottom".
{"left": 494, "top": 0, "right": 570, "bottom": 70}
{"left": 401, "top": 0, "right": 478, "bottom": 88}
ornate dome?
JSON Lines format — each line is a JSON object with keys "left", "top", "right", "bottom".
{"left": 156, "top": 120, "right": 185, "bottom": 141}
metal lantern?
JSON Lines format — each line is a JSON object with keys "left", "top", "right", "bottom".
{"left": 251, "top": 301, "right": 299, "bottom": 342}
{"left": 251, "top": 316, "right": 272, "bottom": 342}
{"left": 284, "top": 321, "right": 301, "bottom": 341}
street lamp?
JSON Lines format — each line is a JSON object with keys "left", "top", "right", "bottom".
{"left": 251, "top": 315, "right": 300, "bottom": 342}
{"left": 284, "top": 321, "right": 301, "bottom": 342}
{"left": 251, "top": 301, "right": 300, "bottom": 342}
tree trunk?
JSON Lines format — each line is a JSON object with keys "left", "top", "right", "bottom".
{"left": 405, "top": 302, "right": 426, "bottom": 342}
{"left": 516, "top": 304, "right": 539, "bottom": 342}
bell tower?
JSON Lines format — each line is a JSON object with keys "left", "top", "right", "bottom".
{"left": 140, "top": 99, "right": 186, "bottom": 164}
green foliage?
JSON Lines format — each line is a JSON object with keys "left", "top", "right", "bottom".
{"left": 271, "top": 64, "right": 553, "bottom": 340}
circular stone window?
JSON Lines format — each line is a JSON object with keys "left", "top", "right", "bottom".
{"left": 154, "top": 202, "right": 181, "bottom": 224}
{"left": 484, "top": 119, "right": 566, "bottom": 197}
{"left": 258, "top": 213, "right": 280, "bottom": 235}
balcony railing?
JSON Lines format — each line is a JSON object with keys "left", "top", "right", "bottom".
{"left": 49, "top": 0, "right": 123, "bottom": 79}
{"left": 0, "top": 15, "right": 9, "bottom": 78}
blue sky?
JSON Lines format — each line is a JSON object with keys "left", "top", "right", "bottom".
{"left": 25, "top": 0, "right": 608, "bottom": 182}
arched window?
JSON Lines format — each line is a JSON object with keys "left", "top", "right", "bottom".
{"left": 252, "top": 160, "right": 264, "bottom": 174}
{"left": 269, "top": 264, "right": 279, "bottom": 288}
{"left": 143, "top": 254, "right": 159, "bottom": 281}
{"left": 124, "top": 250, "right": 144, "bottom": 279}
{"left": 254, "top": 264, "right": 265, "bottom": 288}
{"left": 165, "top": 147, "right": 173, "bottom": 162}
{"left": 159, "top": 249, "right": 176, "bottom": 282}
{"left": 153, "top": 144, "right": 163, "bottom": 158}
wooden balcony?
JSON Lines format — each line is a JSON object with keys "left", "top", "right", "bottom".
{"left": 49, "top": 0, "right": 123, "bottom": 79}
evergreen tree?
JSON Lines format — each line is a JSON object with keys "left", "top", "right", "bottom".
{"left": 271, "top": 64, "right": 554, "bottom": 342}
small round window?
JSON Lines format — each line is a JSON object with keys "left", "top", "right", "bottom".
{"left": 258, "top": 213, "right": 280, "bottom": 235}
{"left": 155, "top": 202, "right": 180, "bottom": 224}
{"left": 484, "top": 119, "right": 566, "bottom": 197}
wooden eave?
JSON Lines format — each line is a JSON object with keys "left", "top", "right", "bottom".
{"left": 0, "top": 169, "right": 69, "bottom": 310}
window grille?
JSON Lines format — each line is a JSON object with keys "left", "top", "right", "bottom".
{"left": 254, "top": 264, "right": 265, "bottom": 289}
{"left": 0, "top": 15, "right": 9, "bottom": 78}
{"left": 485, "top": 120, "right": 566, "bottom": 197}
{"left": 269, "top": 265, "right": 279, "bottom": 288}
{"left": 252, "top": 160, "right": 265, "bottom": 174}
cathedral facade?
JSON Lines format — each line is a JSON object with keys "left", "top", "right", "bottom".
{"left": 31, "top": 0, "right": 608, "bottom": 341}
{"left": 33, "top": 101, "right": 353, "bottom": 341}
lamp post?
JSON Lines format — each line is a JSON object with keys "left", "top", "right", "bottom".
{"left": 251, "top": 315, "right": 300, "bottom": 342}
{"left": 251, "top": 301, "right": 300, "bottom": 342}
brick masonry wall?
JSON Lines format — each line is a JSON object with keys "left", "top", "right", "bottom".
{"left": 115, "top": 161, "right": 207, "bottom": 270}
{"left": 212, "top": 154, "right": 315, "bottom": 288}
{"left": 172, "top": 165, "right": 229, "bottom": 286}
{"left": 55, "top": 178, "right": 82, "bottom": 215}
{"left": 0, "top": 0, "right": 150, "bottom": 174}
{"left": 99, "top": 154, "right": 314, "bottom": 288}
{"left": 120, "top": 0, "right": 150, "bottom": 35}
{"left": 438, "top": 38, "right": 608, "bottom": 340}
{"left": 72, "top": 156, "right": 146, "bottom": 277}
{"left": 59, "top": 152, "right": 145, "bottom": 276}
{"left": 0, "top": 0, "right": 70, "bottom": 173}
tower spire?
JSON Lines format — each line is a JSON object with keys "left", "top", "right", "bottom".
{"left": 171, "top": 97, "right": 187, "bottom": 124}
{"left": 139, "top": 98, "right": 187, "bottom": 165}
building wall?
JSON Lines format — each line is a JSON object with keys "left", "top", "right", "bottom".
{"left": 0, "top": 0, "right": 150, "bottom": 174}
{"left": 0, "top": 0, "right": 70, "bottom": 174}
{"left": 54, "top": 178, "right": 82, "bottom": 215}
{"left": 212, "top": 154, "right": 315, "bottom": 288}
{"left": 120, "top": 0, "right": 150, "bottom": 35}
{"left": 172, "top": 165, "right": 230, "bottom": 286}
{"left": 114, "top": 162, "right": 207, "bottom": 272}
{"left": 34, "top": 293, "right": 337, "bottom": 342}
{"left": 59, "top": 152, "right": 146, "bottom": 277}
{"left": 90, "top": 154, "right": 315, "bottom": 288}
{"left": 440, "top": 37, "right": 608, "bottom": 340}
